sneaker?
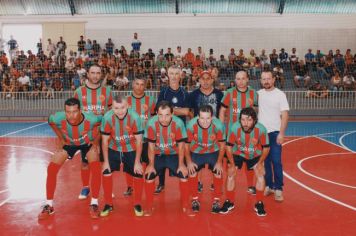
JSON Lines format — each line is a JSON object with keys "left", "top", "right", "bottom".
{"left": 198, "top": 181, "right": 203, "bottom": 193}
{"left": 247, "top": 186, "right": 256, "bottom": 195}
{"left": 264, "top": 187, "right": 274, "bottom": 196}
{"left": 78, "top": 187, "right": 90, "bottom": 200}
{"left": 134, "top": 204, "right": 144, "bottom": 217}
{"left": 254, "top": 201, "right": 267, "bottom": 217}
{"left": 219, "top": 200, "right": 235, "bottom": 214}
{"left": 210, "top": 183, "right": 215, "bottom": 191}
{"left": 191, "top": 199, "right": 200, "bottom": 212}
{"left": 38, "top": 205, "right": 54, "bottom": 220}
{"left": 100, "top": 204, "right": 113, "bottom": 217}
{"left": 144, "top": 208, "right": 153, "bottom": 217}
{"left": 90, "top": 204, "right": 100, "bottom": 219}
{"left": 154, "top": 185, "right": 164, "bottom": 195}
{"left": 211, "top": 200, "right": 220, "bottom": 214}
{"left": 123, "top": 187, "right": 133, "bottom": 197}
{"left": 274, "top": 190, "right": 284, "bottom": 202}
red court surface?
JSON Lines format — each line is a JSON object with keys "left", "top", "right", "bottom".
{"left": 0, "top": 136, "right": 355, "bottom": 236}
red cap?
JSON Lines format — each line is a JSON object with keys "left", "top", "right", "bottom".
{"left": 200, "top": 70, "right": 212, "bottom": 78}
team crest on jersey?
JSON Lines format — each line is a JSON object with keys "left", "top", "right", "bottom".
{"left": 142, "top": 104, "right": 148, "bottom": 112}
{"left": 210, "top": 134, "right": 216, "bottom": 141}
{"left": 99, "top": 95, "right": 106, "bottom": 102}
{"left": 251, "top": 138, "right": 258, "bottom": 145}
{"left": 172, "top": 97, "right": 178, "bottom": 104}
{"left": 170, "top": 133, "right": 176, "bottom": 139}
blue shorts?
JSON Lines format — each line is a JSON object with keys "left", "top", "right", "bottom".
{"left": 146, "top": 154, "right": 187, "bottom": 180}
{"left": 63, "top": 144, "right": 92, "bottom": 163}
{"left": 233, "top": 155, "right": 261, "bottom": 170}
{"left": 108, "top": 149, "right": 142, "bottom": 178}
{"left": 191, "top": 151, "right": 219, "bottom": 173}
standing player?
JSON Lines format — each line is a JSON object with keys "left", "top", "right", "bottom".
{"left": 219, "top": 71, "right": 258, "bottom": 195}
{"left": 100, "top": 95, "right": 144, "bottom": 217}
{"left": 155, "top": 65, "right": 190, "bottom": 194}
{"left": 38, "top": 98, "right": 102, "bottom": 219}
{"left": 185, "top": 105, "right": 226, "bottom": 213}
{"left": 123, "top": 76, "right": 156, "bottom": 197}
{"left": 258, "top": 71, "right": 289, "bottom": 202}
{"left": 143, "top": 101, "right": 192, "bottom": 216}
{"left": 221, "top": 107, "right": 270, "bottom": 216}
{"left": 74, "top": 64, "right": 113, "bottom": 200}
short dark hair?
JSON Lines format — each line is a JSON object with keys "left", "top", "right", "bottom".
{"left": 88, "top": 64, "right": 101, "bottom": 72}
{"left": 65, "top": 97, "right": 81, "bottom": 109}
{"left": 113, "top": 95, "right": 127, "bottom": 104}
{"left": 239, "top": 107, "right": 257, "bottom": 123}
{"left": 199, "top": 105, "right": 213, "bottom": 116}
{"left": 156, "top": 100, "right": 173, "bottom": 113}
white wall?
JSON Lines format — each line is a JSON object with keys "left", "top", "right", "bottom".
{"left": 1, "top": 14, "right": 356, "bottom": 56}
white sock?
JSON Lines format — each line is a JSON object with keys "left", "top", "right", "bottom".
{"left": 46, "top": 200, "right": 53, "bottom": 206}
{"left": 90, "top": 198, "right": 98, "bottom": 205}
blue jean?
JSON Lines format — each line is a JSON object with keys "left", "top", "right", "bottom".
{"left": 264, "top": 131, "right": 283, "bottom": 190}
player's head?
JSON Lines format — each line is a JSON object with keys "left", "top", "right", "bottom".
{"left": 235, "top": 70, "right": 249, "bottom": 90}
{"left": 261, "top": 70, "right": 275, "bottom": 90}
{"left": 132, "top": 75, "right": 146, "bottom": 96}
{"left": 156, "top": 100, "right": 173, "bottom": 126}
{"left": 87, "top": 64, "right": 102, "bottom": 85}
{"left": 239, "top": 107, "right": 257, "bottom": 133}
{"left": 168, "top": 65, "right": 181, "bottom": 85}
{"left": 112, "top": 95, "right": 128, "bottom": 118}
{"left": 198, "top": 105, "right": 213, "bottom": 129}
{"left": 199, "top": 71, "right": 214, "bottom": 90}
{"left": 64, "top": 98, "right": 81, "bottom": 125}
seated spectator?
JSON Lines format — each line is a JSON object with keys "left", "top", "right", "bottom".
{"left": 344, "top": 49, "right": 354, "bottom": 72}
{"left": 180, "top": 70, "right": 189, "bottom": 90}
{"left": 1, "top": 73, "right": 14, "bottom": 99}
{"left": 227, "top": 80, "right": 235, "bottom": 89}
{"left": 18, "top": 71, "right": 30, "bottom": 92}
{"left": 330, "top": 70, "right": 343, "bottom": 91}
{"left": 269, "top": 49, "right": 279, "bottom": 68}
{"left": 204, "top": 54, "right": 217, "bottom": 68}
{"left": 316, "top": 57, "right": 330, "bottom": 80}
{"left": 289, "top": 47, "right": 299, "bottom": 69}
{"left": 158, "top": 68, "right": 169, "bottom": 89}
{"left": 114, "top": 70, "right": 129, "bottom": 90}
{"left": 342, "top": 71, "right": 355, "bottom": 91}
{"left": 293, "top": 60, "right": 311, "bottom": 88}
{"left": 259, "top": 49, "right": 269, "bottom": 67}
{"left": 184, "top": 48, "right": 195, "bottom": 65}
{"left": 279, "top": 48, "right": 289, "bottom": 66}
{"left": 334, "top": 49, "right": 345, "bottom": 73}
{"left": 306, "top": 81, "right": 328, "bottom": 98}
{"left": 305, "top": 49, "right": 315, "bottom": 70}
{"left": 273, "top": 64, "right": 285, "bottom": 89}
{"left": 217, "top": 54, "right": 229, "bottom": 76}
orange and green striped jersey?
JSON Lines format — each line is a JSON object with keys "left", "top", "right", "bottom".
{"left": 221, "top": 86, "right": 258, "bottom": 132}
{"left": 227, "top": 122, "right": 269, "bottom": 160}
{"left": 100, "top": 109, "right": 143, "bottom": 152}
{"left": 48, "top": 111, "right": 101, "bottom": 146}
{"left": 74, "top": 84, "right": 112, "bottom": 116}
{"left": 186, "top": 117, "right": 226, "bottom": 154}
{"left": 145, "top": 115, "right": 187, "bottom": 155}
{"left": 127, "top": 93, "right": 156, "bottom": 127}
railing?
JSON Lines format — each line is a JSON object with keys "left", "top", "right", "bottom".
{"left": 0, "top": 91, "right": 355, "bottom": 117}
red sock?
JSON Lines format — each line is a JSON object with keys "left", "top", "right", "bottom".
{"left": 213, "top": 175, "right": 223, "bottom": 200}
{"left": 102, "top": 175, "right": 113, "bottom": 205}
{"left": 226, "top": 190, "right": 235, "bottom": 203}
{"left": 81, "top": 168, "right": 90, "bottom": 187}
{"left": 189, "top": 175, "right": 198, "bottom": 199}
{"left": 125, "top": 172, "right": 133, "bottom": 188}
{"left": 46, "top": 162, "right": 61, "bottom": 200}
{"left": 179, "top": 180, "right": 190, "bottom": 208}
{"left": 245, "top": 165, "right": 254, "bottom": 187}
{"left": 256, "top": 190, "right": 263, "bottom": 202}
{"left": 133, "top": 177, "right": 143, "bottom": 205}
{"left": 89, "top": 161, "right": 101, "bottom": 199}
{"left": 145, "top": 181, "right": 155, "bottom": 209}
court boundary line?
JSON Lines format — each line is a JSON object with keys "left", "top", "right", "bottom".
{"left": 339, "top": 131, "right": 356, "bottom": 153}
{"left": 0, "top": 122, "right": 47, "bottom": 138}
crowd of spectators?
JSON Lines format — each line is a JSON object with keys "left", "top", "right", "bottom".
{"left": 0, "top": 34, "right": 355, "bottom": 99}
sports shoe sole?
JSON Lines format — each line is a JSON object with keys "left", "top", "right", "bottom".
{"left": 254, "top": 207, "right": 267, "bottom": 217}
{"left": 219, "top": 206, "right": 235, "bottom": 215}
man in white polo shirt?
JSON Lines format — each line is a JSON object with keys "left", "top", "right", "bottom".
{"left": 258, "top": 70, "right": 289, "bottom": 202}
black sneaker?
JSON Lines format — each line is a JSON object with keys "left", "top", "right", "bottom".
{"left": 247, "top": 186, "right": 256, "bottom": 195}
{"left": 210, "top": 183, "right": 215, "bottom": 191}
{"left": 134, "top": 204, "right": 143, "bottom": 217}
{"left": 254, "top": 201, "right": 267, "bottom": 217}
{"left": 100, "top": 204, "right": 113, "bottom": 217}
{"left": 211, "top": 200, "right": 220, "bottom": 214}
{"left": 219, "top": 200, "right": 235, "bottom": 214}
{"left": 154, "top": 185, "right": 164, "bottom": 195}
{"left": 191, "top": 199, "right": 200, "bottom": 212}
{"left": 123, "top": 186, "right": 133, "bottom": 197}
{"left": 198, "top": 182, "right": 203, "bottom": 193}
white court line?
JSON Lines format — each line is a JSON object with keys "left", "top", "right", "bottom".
{"left": 283, "top": 130, "right": 356, "bottom": 211}
{"left": 339, "top": 131, "right": 356, "bottom": 153}
{"left": 0, "top": 122, "right": 47, "bottom": 138}
{"left": 0, "top": 198, "right": 11, "bottom": 207}
{"left": 297, "top": 152, "right": 356, "bottom": 189}
{"left": 0, "top": 189, "right": 9, "bottom": 194}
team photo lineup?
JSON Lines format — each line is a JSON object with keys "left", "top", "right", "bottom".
{"left": 38, "top": 62, "right": 289, "bottom": 220}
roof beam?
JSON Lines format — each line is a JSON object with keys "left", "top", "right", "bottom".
{"left": 278, "top": 0, "right": 285, "bottom": 14}
{"left": 68, "top": 0, "right": 76, "bottom": 16}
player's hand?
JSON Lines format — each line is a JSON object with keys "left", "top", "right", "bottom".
{"left": 277, "top": 133, "right": 285, "bottom": 145}
{"left": 145, "top": 164, "right": 156, "bottom": 180}
{"left": 102, "top": 161, "right": 111, "bottom": 175}
{"left": 134, "top": 161, "right": 144, "bottom": 175}
{"left": 254, "top": 162, "right": 265, "bottom": 176}
{"left": 90, "top": 144, "right": 100, "bottom": 154}
{"left": 213, "top": 161, "right": 223, "bottom": 176}
{"left": 186, "top": 161, "right": 197, "bottom": 176}
{"left": 227, "top": 164, "right": 236, "bottom": 177}
{"left": 177, "top": 164, "right": 188, "bottom": 178}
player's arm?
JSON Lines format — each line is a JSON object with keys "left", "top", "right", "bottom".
{"left": 49, "top": 123, "right": 66, "bottom": 149}
{"left": 133, "top": 133, "right": 143, "bottom": 175}
{"left": 173, "top": 107, "right": 190, "bottom": 117}
{"left": 277, "top": 110, "right": 289, "bottom": 145}
{"left": 219, "top": 106, "right": 227, "bottom": 123}
{"left": 101, "top": 134, "right": 111, "bottom": 173}
{"left": 184, "top": 141, "right": 197, "bottom": 176}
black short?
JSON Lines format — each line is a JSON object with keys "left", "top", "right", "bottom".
{"left": 63, "top": 144, "right": 92, "bottom": 163}
{"left": 233, "top": 155, "right": 261, "bottom": 170}
{"left": 191, "top": 151, "right": 219, "bottom": 173}
{"left": 108, "top": 149, "right": 142, "bottom": 178}
{"left": 146, "top": 154, "right": 187, "bottom": 180}
{"left": 141, "top": 142, "right": 149, "bottom": 164}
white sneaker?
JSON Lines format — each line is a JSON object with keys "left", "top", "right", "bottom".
{"left": 264, "top": 187, "right": 274, "bottom": 196}
{"left": 274, "top": 190, "right": 284, "bottom": 202}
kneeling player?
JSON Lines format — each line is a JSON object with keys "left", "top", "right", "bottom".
{"left": 221, "top": 107, "right": 270, "bottom": 216}
{"left": 38, "top": 98, "right": 102, "bottom": 220}
{"left": 185, "top": 105, "right": 226, "bottom": 213}
{"left": 100, "top": 95, "right": 144, "bottom": 217}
